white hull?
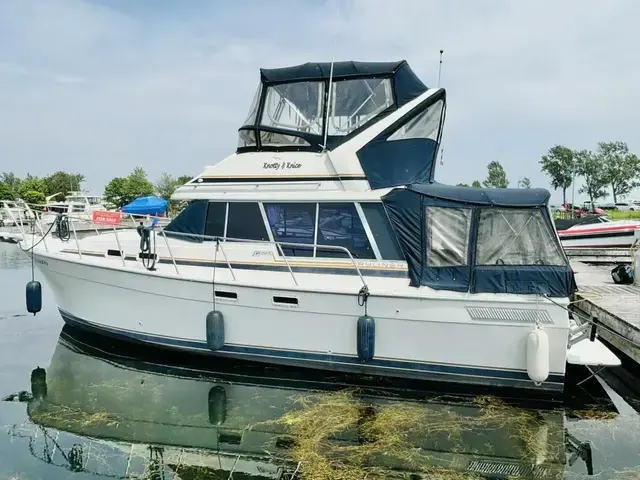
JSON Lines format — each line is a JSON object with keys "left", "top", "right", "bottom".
{"left": 558, "top": 223, "right": 640, "bottom": 249}
{"left": 31, "top": 233, "right": 570, "bottom": 394}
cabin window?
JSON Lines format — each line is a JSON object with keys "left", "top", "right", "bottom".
{"left": 316, "top": 203, "right": 375, "bottom": 259}
{"left": 326, "top": 78, "right": 393, "bottom": 136}
{"left": 425, "top": 206, "right": 471, "bottom": 267}
{"left": 388, "top": 99, "right": 443, "bottom": 142}
{"left": 260, "top": 82, "right": 324, "bottom": 137}
{"left": 264, "top": 203, "right": 316, "bottom": 257}
{"left": 226, "top": 203, "right": 269, "bottom": 241}
{"left": 476, "top": 208, "right": 565, "bottom": 266}
{"left": 260, "top": 132, "right": 310, "bottom": 147}
{"left": 360, "top": 202, "right": 404, "bottom": 260}
{"left": 204, "top": 202, "right": 226, "bottom": 239}
{"left": 237, "top": 129, "right": 257, "bottom": 148}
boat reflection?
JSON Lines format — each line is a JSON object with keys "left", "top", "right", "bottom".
{"left": 12, "top": 326, "right": 605, "bottom": 479}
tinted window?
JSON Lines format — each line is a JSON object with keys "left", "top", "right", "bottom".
{"left": 316, "top": 203, "right": 374, "bottom": 259}
{"left": 360, "top": 203, "right": 404, "bottom": 260}
{"left": 226, "top": 203, "right": 269, "bottom": 241}
{"left": 265, "top": 203, "right": 316, "bottom": 257}
{"left": 204, "top": 202, "right": 226, "bottom": 239}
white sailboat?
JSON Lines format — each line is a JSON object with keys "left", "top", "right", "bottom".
{"left": 20, "top": 59, "right": 619, "bottom": 396}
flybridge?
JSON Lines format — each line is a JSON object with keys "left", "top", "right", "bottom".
{"left": 176, "top": 59, "right": 447, "bottom": 195}
{"left": 239, "top": 60, "right": 430, "bottom": 152}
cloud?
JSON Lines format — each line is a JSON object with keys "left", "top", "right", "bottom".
{"left": 0, "top": 0, "right": 639, "bottom": 202}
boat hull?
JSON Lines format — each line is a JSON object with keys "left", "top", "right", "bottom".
{"left": 558, "top": 225, "right": 640, "bottom": 249}
{"left": 34, "top": 252, "right": 569, "bottom": 395}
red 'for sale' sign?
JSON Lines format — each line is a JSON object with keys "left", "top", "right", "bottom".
{"left": 92, "top": 211, "right": 122, "bottom": 225}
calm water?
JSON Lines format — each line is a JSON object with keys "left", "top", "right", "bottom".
{"left": 0, "top": 241, "right": 639, "bottom": 480}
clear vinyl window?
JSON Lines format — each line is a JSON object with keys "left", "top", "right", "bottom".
{"left": 425, "top": 206, "right": 472, "bottom": 267}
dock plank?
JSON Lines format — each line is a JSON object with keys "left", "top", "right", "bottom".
{"left": 570, "top": 261, "right": 640, "bottom": 364}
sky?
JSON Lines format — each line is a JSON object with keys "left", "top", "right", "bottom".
{"left": 1, "top": 0, "right": 639, "bottom": 204}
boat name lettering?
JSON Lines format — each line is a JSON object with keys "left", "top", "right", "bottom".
{"left": 252, "top": 251, "right": 272, "bottom": 257}
{"left": 35, "top": 258, "right": 48, "bottom": 266}
{"left": 263, "top": 161, "right": 302, "bottom": 170}
{"left": 356, "top": 261, "right": 405, "bottom": 269}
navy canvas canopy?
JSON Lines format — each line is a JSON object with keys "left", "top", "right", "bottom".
{"left": 259, "top": 60, "right": 427, "bottom": 111}
{"left": 382, "top": 184, "right": 576, "bottom": 297}
{"left": 121, "top": 195, "right": 168, "bottom": 216}
{"left": 405, "top": 183, "right": 551, "bottom": 207}
{"left": 356, "top": 90, "right": 446, "bottom": 189}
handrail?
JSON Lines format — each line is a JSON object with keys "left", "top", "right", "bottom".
{"left": 160, "top": 229, "right": 369, "bottom": 290}
{"left": 15, "top": 207, "right": 369, "bottom": 290}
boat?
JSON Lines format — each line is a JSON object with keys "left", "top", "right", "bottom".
{"left": 0, "top": 199, "right": 35, "bottom": 227}
{"left": 555, "top": 215, "right": 640, "bottom": 249}
{"left": 20, "top": 59, "right": 620, "bottom": 396}
{"left": 9, "top": 327, "right": 604, "bottom": 480}
{"left": 40, "top": 191, "right": 113, "bottom": 232}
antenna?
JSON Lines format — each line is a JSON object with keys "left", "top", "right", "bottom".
{"left": 322, "top": 49, "right": 335, "bottom": 152}
{"left": 437, "top": 49, "right": 444, "bottom": 88}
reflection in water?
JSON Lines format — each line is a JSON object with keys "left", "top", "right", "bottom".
{"left": 5, "top": 326, "right": 638, "bottom": 480}
{"left": 0, "top": 242, "right": 28, "bottom": 270}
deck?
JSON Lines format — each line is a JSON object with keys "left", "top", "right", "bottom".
{"left": 570, "top": 261, "right": 640, "bottom": 365}
{"left": 564, "top": 248, "right": 633, "bottom": 264}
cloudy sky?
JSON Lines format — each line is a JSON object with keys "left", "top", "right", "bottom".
{"left": 1, "top": 0, "right": 639, "bottom": 203}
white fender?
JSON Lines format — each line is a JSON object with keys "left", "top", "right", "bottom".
{"left": 526, "top": 327, "right": 549, "bottom": 384}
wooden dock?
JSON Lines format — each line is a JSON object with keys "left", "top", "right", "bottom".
{"left": 570, "top": 261, "right": 640, "bottom": 365}
{"left": 564, "top": 248, "right": 632, "bottom": 264}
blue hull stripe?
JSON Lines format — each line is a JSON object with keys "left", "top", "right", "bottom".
{"left": 61, "top": 250, "right": 409, "bottom": 278}
{"left": 59, "top": 309, "right": 565, "bottom": 386}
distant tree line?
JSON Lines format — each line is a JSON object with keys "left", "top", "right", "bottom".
{"left": 0, "top": 171, "right": 85, "bottom": 205}
{"left": 457, "top": 161, "right": 528, "bottom": 189}
{"left": 453, "top": 140, "right": 640, "bottom": 206}
{"left": 540, "top": 141, "right": 640, "bottom": 205}
{"left": 0, "top": 168, "right": 192, "bottom": 213}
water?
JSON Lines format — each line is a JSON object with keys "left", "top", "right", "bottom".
{"left": 0, "top": 241, "right": 639, "bottom": 480}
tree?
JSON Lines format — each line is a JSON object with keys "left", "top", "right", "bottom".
{"left": 574, "top": 149, "right": 608, "bottom": 205}
{"left": 43, "top": 171, "right": 85, "bottom": 199}
{"left": 155, "top": 172, "right": 180, "bottom": 201}
{"left": 597, "top": 141, "right": 640, "bottom": 203}
{"left": 471, "top": 180, "right": 482, "bottom": 188}
{"left": 483, "top": 161, "right": 508, "bottom": 188}
{"left": 1, "top": 172, "right": 21, "bottom": 191}
{"left": 22, "top": 190, "right": 46, "bottom": 206}
{"left": 539, "top": 145, "right": 575, "bottom": 205}
{"left": 456, "top": 183, "right": 469, "bottom": 187}
{"left": 176, "top": 175, "right": 192, "bottom": 185}
{"left": 518, "top": 177, "right": 531, "bottom": 188}
{"left": 17, "top": 177, "right": 46, "bottom": 199}
{"left": 0, "top": 182, "right": 15, "bottom": 201}
{"left": 103, "top": 167, "right": 155, "bottom": 209}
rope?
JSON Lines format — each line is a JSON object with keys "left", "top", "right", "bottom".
{"left": 30, "top": 222, "right": 35, "bottom": 282}
{"left": 212, "top": 237, "right": 219, "bottom": 311}
{"left": 138, "top": 226, "right": 157, "bottom": 270}
{"left": 55, "top": 214, "right": 70, "bottom": 242}
{"left": 357, "top": 285, "right": 369, "bottom": 316}
{"left": 18, "top": 221, "right": 56, "bottom": 253}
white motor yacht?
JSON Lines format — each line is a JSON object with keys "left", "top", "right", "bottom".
{"left": 20, "top": 60, "right": 619, "bottom": 396}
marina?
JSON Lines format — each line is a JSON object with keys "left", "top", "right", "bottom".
{"left": 570, "top": 260, "right": 640, "bottom": 365}
{"left": 1, "top": 241, "right": 640, "bottom": 479}
{"left": 6, "top": 58, "right": 622, "bottom": 398}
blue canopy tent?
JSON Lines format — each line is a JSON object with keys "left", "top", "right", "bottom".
{"left": 381, "top": 183, "right": 576, "bottom": 297}
{"left": 121, "top": 195, "right": 168, "bottom": 216}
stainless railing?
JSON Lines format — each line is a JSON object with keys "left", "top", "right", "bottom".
{"left": 4, "top": 203, "right": 369, "bottom": 290}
